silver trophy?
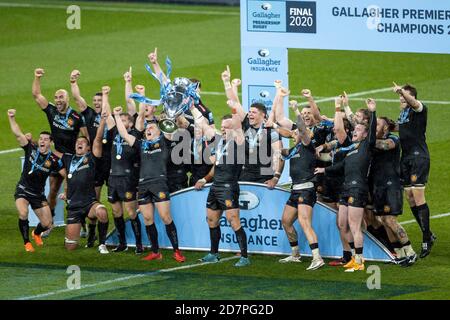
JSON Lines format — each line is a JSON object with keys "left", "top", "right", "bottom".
{"left": 158, "top": 77, "right": 194, "bottom": 134}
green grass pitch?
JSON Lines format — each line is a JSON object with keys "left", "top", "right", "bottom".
{"left": 0, "top": 0, "right": 449, "bottom": 300}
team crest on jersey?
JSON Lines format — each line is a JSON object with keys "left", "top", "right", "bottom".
{"left": 125, "top": 192, "right": 133, "bottom": 200}
{"left": 298, "top": 196, "right": 304, "bottom": 203}
{"left": 348, "top": 197, "right": 354, "bottom": 204}
{"left": 411, "top": 175, "right": 417, "bottom": 183}
{"left": 317, "top": 185, "right": 323, "bottom": 193}
{"left": 384, "top": 205, "right": 391, "bottom": 213}
{"left": 44, "top": 160, "right": 52, "bottom": 168}
{"left": 159, "top": 192, "right": 166, "bottom": 199}
{"left": 67, "top": 118, "right": 74, "bottom": 127}
{"left": 83, "top": 157, "right": 89, "bottom": 164}
{"left": 225, "top": 199, "right": 233, "bottom": 208}
{"left": 154, "top": 143, "right": 160, "bottom": 149}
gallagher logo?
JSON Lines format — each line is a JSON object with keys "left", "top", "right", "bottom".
{"left": 261, "top": 3, "right": 272, "bottom": 11}
{"left": 259, "top": 90, "right": 270, "bottom": 98}
{"left": 239, "top": 191, "right": 260, "bottom": 210}
{"left": 258, "top": 48, "right": 270, "bottom": 57}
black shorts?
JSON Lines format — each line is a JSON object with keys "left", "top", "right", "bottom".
{"left": 95, "top": 160, "right": 111, "bottom": 187}
{"left": 108, "top": 175, "right": 137, "bottom": 203}
{"left": 286, "top": 188, "right": 316, "bottom": 208}
{"left": 400, "top": 156, "right": 430, "bottom": 187}
{"left": 14, "top": 185, "right": 48, "bottom": 210}
{"left": 206, "top": 183, "right": 240, "bottom": 211}
{"left": 67, "top": 202, "right": 97, "bottom": 225}
{"left": 373, "top": 184, "right": 403, "bottom": 216}
{"left": 167, "top": 179, "right": 188, "bottom": 193}
{"left": 137, "top": 180, "right": 170, "bottom": 205}
{"left": 339, "top": 189, "right": 368, "bottom": 208}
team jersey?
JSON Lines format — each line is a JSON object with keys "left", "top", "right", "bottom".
{"left": 81, "top": 107, "right": 112, "bottom": 161}
{"left": 18, "top": 142, "right": 61, "bottom": 194}
{"left": 398, "top": 103, "right": 429, "bottom": 158}
{"left": 133, "top": 135, "right": 170, "bottom": 184}
{"left": 241, "top": 115, "right": 280, "bottom": 177}
{"left": 61, "top": 152, "right": 97, "bottom": 208}
{"left": 108, "top": 127, "right": 139, "bottom": 177}
{"left": 285, "top": 141, "right": 316, "bottom": 185}
{"left": 166, "top": 128, "right": 192, "bottom": 182}
{"left": 371, "top": 134, "right": 401, "bottom": 186}
{"left": 211, "top": 134, "right": 242, "bottom": 185}
{"left": 43, "top": 103, "right": 86, "bottom": 154}
{"left": 191, "top": 136, "right": 214, "bottom": 179}
{"left": 325, "top": 111, "right": 376, "bottom": 193}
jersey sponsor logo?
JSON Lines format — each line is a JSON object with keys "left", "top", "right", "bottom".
{"left": 239, "top": 191, "right": 259, "bottom": 210}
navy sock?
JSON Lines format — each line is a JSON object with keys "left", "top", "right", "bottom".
{"left": 114, "top": 217, "right": 126, "bottom": 245}
{"left": 18, "top": 219, "right": 30, "bottom": 244}
{"left": 145, "top": 224, "right": 159, "bottom": 253}
{"left": 165, "top": 221, "right": 179, "bottom": 251}
{"left": 130, "top": 217, "right": 142, "bottom": 246}
{"left": 210, "top": 226, "right": 221, "bottom": 254}
{"left": 234, "top": 227, "right": 248, "bottom": 258}
{"left": 97, "top": 221, "right": 109, "bottom": 245}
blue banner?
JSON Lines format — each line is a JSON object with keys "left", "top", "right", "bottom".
{"left": 106, "top": 183, "right": 393, "bottom": 261}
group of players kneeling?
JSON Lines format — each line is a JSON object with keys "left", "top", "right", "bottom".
{"left": 9, "top": 50, "right": 434, "bottom": 271}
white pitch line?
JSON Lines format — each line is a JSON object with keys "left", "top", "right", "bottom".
{"left": 0, "top": 148, "right": 21, "bottom": 155}
{"left": 0, "top": 2, "right": 240, "bottom": 16}
{"left": 400, "top": 212, "right": 450, "bottom": 226}
{"left": 17, "top": 255, "right": 239, "bottom": 300}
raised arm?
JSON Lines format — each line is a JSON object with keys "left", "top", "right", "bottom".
{"left": 134, "top": 102, "right": 146, "bottom": 132}
{"left": 69, "top": 70, "right": 88, "bottom": 112}
{"left": 301, "top": 89, "right": 321, "bottom": 122}
{"left": 191, "top": 106, "right": 216, "bottom": 140}
{"left": 342, "top": 91, "right": 357, "bottom": 128}
{"left": 92, "top": 116, "right": 106, "bottom": 158}
{"left": 222, "top": 66, "right": 245, "bottom": 121}
{"left": 230, "top": 113, "right": 245, "bottom": 145}
{"left": 393, "top": 82, "right": 423, "bottom": 111}
{"left": 113, "top": 106, "right": 136, "bottom": 146}
{"left": 7, "top": 109, "right": 28, "bottom": 146}
{"left": 366, "top": 98, "right": 377, "bottom": 147}
{"left": 148, "top": 47, "right": 169, "bottom": 85}
{"left": 123, "top": 67, "right": 137, "bottom": 117}
{"left": 375, "top": 137, "right": 396, "bottom": 151}
{"left": 334, "top": 96, "right": 347, "bottom": 144}
{"left": 32, "top": 68, "right": 49, "bottom": 109}
{"left": 102, "top": 86, "right": 115, "bottom": 129}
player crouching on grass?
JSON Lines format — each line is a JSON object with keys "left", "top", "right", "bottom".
{"left": 113, "top": 106, "right": 186, "bottom": 263}
{"left": 58, "top": 119, "right": 109, "bottom": 254}
{"left": 8, "top": 109, "right": 61, "bottom": 252}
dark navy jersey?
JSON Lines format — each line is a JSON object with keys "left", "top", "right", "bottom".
{"left": 241, "top": 115, "right": 279, "bottom": 176}
{"left": 43, "top": 104, "right": 86, "bottom": 154}
{"left": 325, "top": 111, "right": 376, "bottom": 193}
{"left": 18, "top": 142, "right": 61, "bottom": 195}
{"left": 166, "top": 129, "right": 192, "bottom": 182}
{"left": 371, "top": 134, "right": 401, "bottom": 186}
{"left": 191, "top": 136, "right": 214, "bottom": 179}
{"left": 398, "top": 103, "right": 429, "bottom": 158}
{"left": 133, "top": 135, "right": 170, "bottom": 184}
{"left": 287, "top": 142, "right": 316, "bottom": 185}
{"left": 211, "top": 134, "right": 242, "bottom": 185}
{"left": 81, "top": 107, "right": 112, "bottom": 161}
{"left": 61, "top": 152, "right": 97, "bottom": 208}
{"left": 108, "top": 127, "right": 139, "bottom": 177}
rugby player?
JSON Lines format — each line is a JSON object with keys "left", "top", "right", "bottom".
{"left": 32, "top": 68, "right": 88, "bottom": 233}
{"left": 372, "top": 116, "right": 417, "bottom": 266}
{"left": 70, "top": 70, "right": 112, "bottom": 201}
{"left": 114, "top": 106, "right": 186, "bottom": 263}
{"left": 100, "top": 86, "right": 143, "bottom": 254}
{"left": 393, "top": 82, "right": 434, "bottom": 258}
{"left": 195, "top": 114, "right": 250, "bottom": 267}
{"left": 316, "top": 98, "right": 377, "bottom": 272}
{"left": 221, "top": 66, "right": 282, "bottom": 186}
{"left": 271, "top": 91, "right": 324, "bottom": 270}
{"left": 58, "top": 120, "right": 109, "bottom": 253}
{"left": 8, "top": 109, "right": 61, "bottom": 252}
